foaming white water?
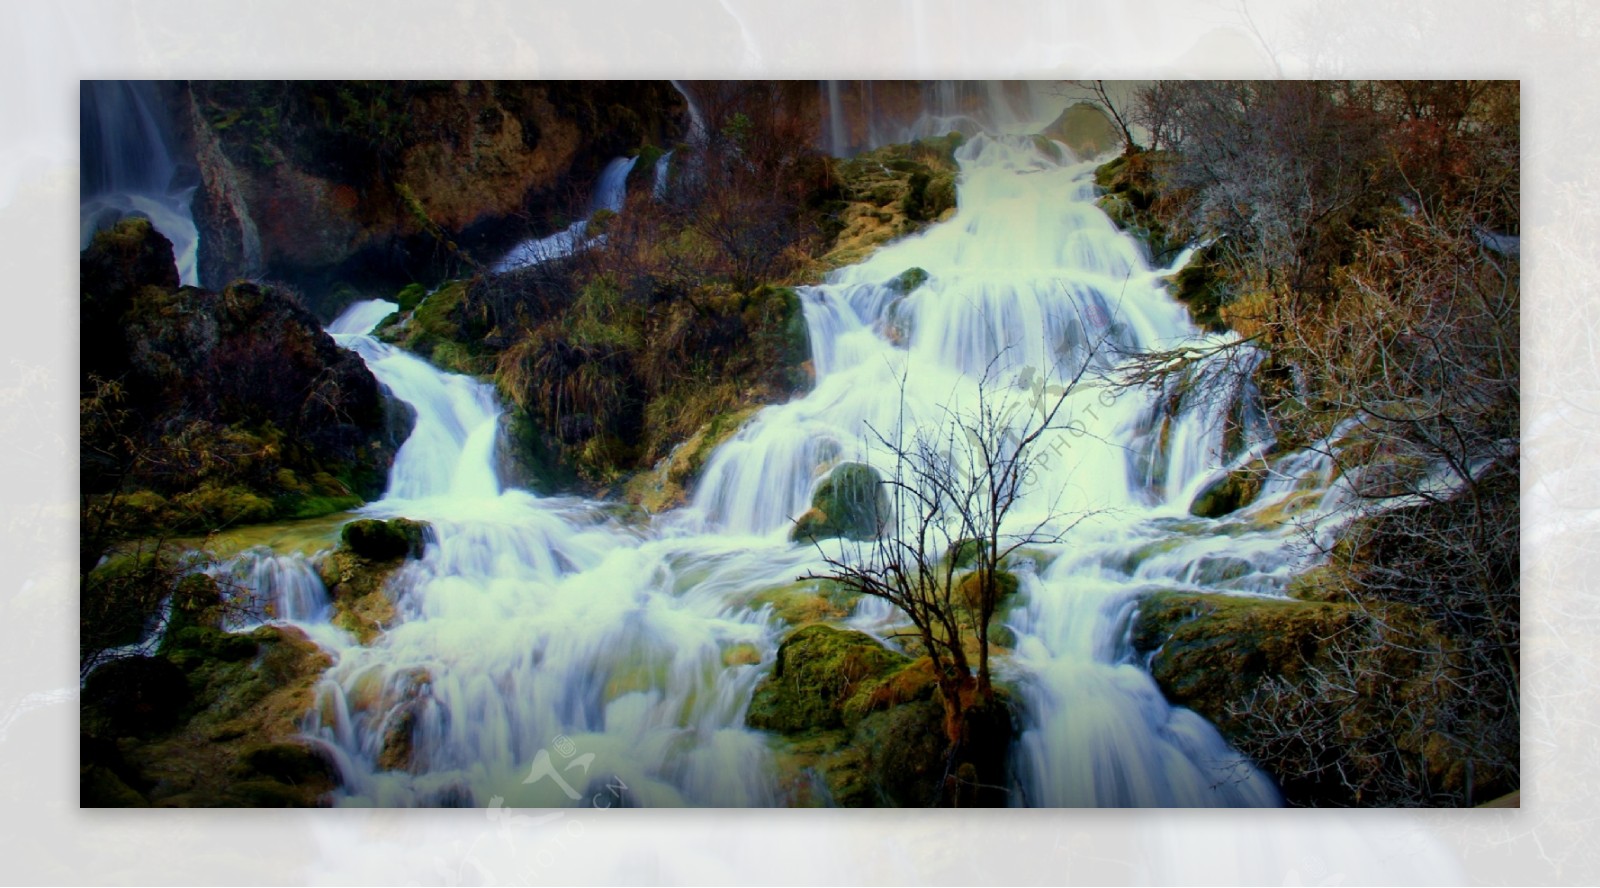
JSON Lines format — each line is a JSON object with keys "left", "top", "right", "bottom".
{"left": 685, "top": 134, "right": 1354, "bottom": 805}
{"left": 80, "top": 190, "right": 201, "bottom": 286}
{"left": 220, "top": 132, "right": 1359, "bottom": 808}
{"left": 277, "top": 298, "right": 788, "bottom": 806}
{"left": 493, "top": 156, "right": 637, "bottom": 273}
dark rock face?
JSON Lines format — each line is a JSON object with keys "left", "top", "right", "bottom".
{"left": 80, "top": 218, "right": 397, "bottom": 535}
{"left": 340, "top": 517, "right": 429, "bottom": 561}
{"left": 183, "top": 81, "right": 687, "bottom": 314}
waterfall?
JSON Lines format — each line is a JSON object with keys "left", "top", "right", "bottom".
{"left": 492, "top": 156, "right": 638, "bottom": 273}
{"left": 816, "top": 80, "right": 1080, "bottom": 158}
{"left": 213, "top": 128, "right": 1360, "bottom": 809}
{"left": 825, "top": 80, "right": 848, "bottom": 156}
{"left": 79, "top": 81, "right": 201, "bottom": 286}
{"left": 652, "top": 150, "right": 674, "bottom": 199}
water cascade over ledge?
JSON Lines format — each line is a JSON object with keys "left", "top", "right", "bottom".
{"left": 227, "top": 132, "right": 1360, "bottom": 807}
{"left": 80, "top": 81, "right": 202, "bottom": 286}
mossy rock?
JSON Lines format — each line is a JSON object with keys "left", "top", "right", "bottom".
{"left": 1039, "top": 102, "right": 1121, "bottom": 159}
{"left": 97, "top": 624, "right": 338, "bottom": 807}
{"left": 234, "top": 742, "right": 337, "bottom": 785}
{"left": 1131, "top": 590, "right": 1494, "bottom": 805}
{"left": 162, "top": 625, "right": 261, "bottom": 666}
{"left": 624, "top": 406, "right": 759, "bottom": 513}
{"left": 886, "top": 266, "right": 929, "bottom": 295}
{"left": 395, "top": 282, "right": 428, "bottom": 312}
{"left": 953, "top": 569, "right": 1020, "bottom": 612}
{"left": 746, "top": 625, "right": 911, "bottom": 734}
{"left": 340, "top": 517, "right": 429, "bottom": 561}
{"left": 790, "top": 463, "right": 887, "bottom": 543}
{"left": 749, "top": 579, "right": 859, "bottom": 627}
{"left": 945, "top": 538, "right": 983, "bottom": 570}
{"left": 317, "top": 544, "right": 413, "bottom": 645}
{"left": 1189, "top": 460, "right": 1269, "bottom": 518}
{"left": 81, "top": 551, "right": 174, "bottom": 654}
{"left": 1170, "top": 245, "right": 1230, "bottom": 333}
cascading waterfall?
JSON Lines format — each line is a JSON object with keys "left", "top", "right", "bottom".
{"left": 816, "top": 79, "right": 1075, "bottom": 157}
{"left": 220, "top": 128, "right": 1358, "bottom": 808}
{"left": 80, "top": 81, "right": 201, "bottom": 286}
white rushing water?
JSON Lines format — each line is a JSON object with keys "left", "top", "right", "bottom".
{"left": 224, "top": 130, "right": 1358, "bottom": 808}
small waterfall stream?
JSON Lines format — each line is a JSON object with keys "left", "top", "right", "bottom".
{"left": 222, "top": 129, "right": 1356, "bottom": 808}
{"left": 492, "top": 156, "right": 638, "bottom": 273}
{"left": 79, "top": 81, "right": 201, "bottom": 286}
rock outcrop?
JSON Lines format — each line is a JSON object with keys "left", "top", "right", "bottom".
{"left": 80, "top": 218, "right": 400, "bottom": 544}
{"left": 183, "top": 81, "right": 686, "bottom": 314}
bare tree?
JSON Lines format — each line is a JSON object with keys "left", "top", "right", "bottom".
{"left": 1064, "top": 80, "right": 1141, "bottom": 155}
{"left": 803, "top": 347, "right": 1101, "bottom": 753}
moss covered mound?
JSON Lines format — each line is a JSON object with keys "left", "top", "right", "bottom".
{"left": 813, "top": 135, "right": 963, "bottom": 272}
{"left": 1093, "top": 151, "right": 1188, "bottom": 268}
{"left": 1040, "top": 102, "right": 1121, "bottom": 159}
{"left": 749, "top": 625, "right": 953, "bottom": 807}
{"left": 81, "top": 624, "right": 337, "bottom": 807}
{"left": 340, "top": 517, "right": 429, "bottom": 561}
{"left": 320, "top": 518, "right": 429, "bottom": 644}
{"left": 749, "top": 578, "right": 859, "bottom": 627}
{"left": 747, "top": 625, "right": 911, "bottom": 734}
{"left": 790, "top": 462, "right": 888, "bottom": 543}
{"left": 1189, "top": 460, "right": 1269, "bottom": 518}
{"left": 752, "top": 624, "right": 1016, "bottom": 807}
{"left": 1133, "top": 590, "right": 1507, "bottom": 806}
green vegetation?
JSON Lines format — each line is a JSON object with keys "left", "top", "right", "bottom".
{"left": 749, "top": 625, "right": 1013, "bottom": 806}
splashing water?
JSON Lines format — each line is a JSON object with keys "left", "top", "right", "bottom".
{"left": 228, "top": 130, "right": 1359, "bottom": 807}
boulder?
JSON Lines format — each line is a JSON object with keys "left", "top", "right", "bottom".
{"left": 747, "top": 625, "right": 910, "bottom": 734}
{"left": 1131, "top": 589, "right": 1503, "bottom": 806}
{"left": 790, "top": 463, "right": 888, "bottom": 543}
{"left": 752, "top": 625, "right": 1016, "bottom": 807}
{"left": 83, "top": 624, "right": 341, "bottom": 807}
{"left": 340, "top": 517, "right": 429, "bottom": 561}
{"left": 1189, "top": 460, "right": 1268, "bottom": 518}
{"left": 1040, "top": 102, "right": 1122, "bottom": 159}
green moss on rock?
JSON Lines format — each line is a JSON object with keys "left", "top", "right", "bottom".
{"left": 1039, "top": 102, "right": 1121, "bottom": 159}
{"left": 340, "top": 517, "right": 429, "bottom": 561}
{"left": 1190, "top": 460, "right": 1269, "bottom": 518}
{"left": 1131, "top": 589, "right": 1497, "bottom": 806}
{"left": 746, "top": 625, "right": 910, "bottom": 734}
{"left": 82, "top": 624, "right": 337, "bottom": 807}
{"left": 749, "top": 578, "right": 859, "bottom": 627}
{"left": 790, "top": 463, "right": 887, "bottom": 543}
